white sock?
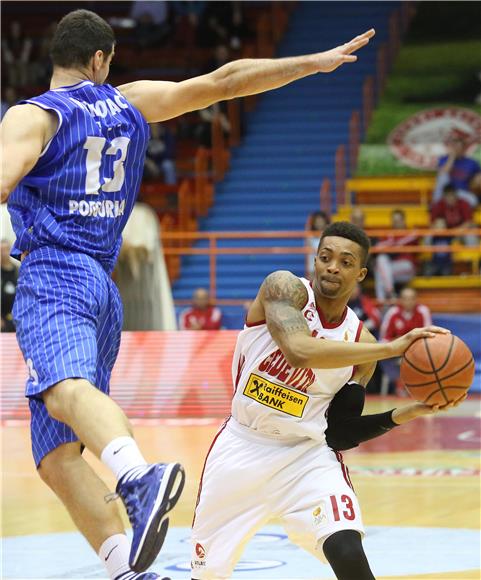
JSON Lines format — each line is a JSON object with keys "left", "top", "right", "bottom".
{"left": 99, "top": 533, "right": 132, "bottom": 580}
{"left": 101, "top": 436, "right": 148, "bottom": 481}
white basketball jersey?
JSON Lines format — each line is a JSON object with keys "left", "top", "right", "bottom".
{"left": 231, "top": 277, "right": 363, "bottom": 442}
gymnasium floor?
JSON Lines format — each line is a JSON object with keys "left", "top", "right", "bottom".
{"left": 2, "top": 397, "right": 480, "bottom": 580}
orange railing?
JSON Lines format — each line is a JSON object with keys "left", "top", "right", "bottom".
{"left": 161, "top": 228, "right": 481, "bottom": 303}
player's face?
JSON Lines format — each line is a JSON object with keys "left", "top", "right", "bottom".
{"left": 314, "top": 236, "right": 367, "bottom": 300}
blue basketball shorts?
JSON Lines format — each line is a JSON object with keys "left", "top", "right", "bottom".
{"left": 12, "top": 247, "right": 123, "bottom": 467}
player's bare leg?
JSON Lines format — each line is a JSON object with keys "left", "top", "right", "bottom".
{"left": 42, "top": 378, "right": 185, "bottom": 572}
{"left": 322, "top": 530, "right": 375, "bottom": 580}
{"left": 42, "top": 379, "right": 133, "bottom": 456}
{"left": 38, "top": 442, "right": 125, "bottom": 552}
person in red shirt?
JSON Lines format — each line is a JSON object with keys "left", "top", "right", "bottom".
{"left": 374, "top": 209, "right": 418, "bottom": 301}
{"left": 179, "top": 287, "right": 223, "bottom": 330}
{"left": 431, "top": 184, "right": 473, "bottom": 229}
{"left": 379, "top": 287, "right": 432, "bottom": 394}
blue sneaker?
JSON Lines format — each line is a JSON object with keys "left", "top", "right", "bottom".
{"left": 115, "top": 573, "right": 170, "bottom": 580}
{"left": 115, "top": 572, "right": 171, "bottom": 580}
{"left": 116, "top": 463, "right": 185, "bottom": 572}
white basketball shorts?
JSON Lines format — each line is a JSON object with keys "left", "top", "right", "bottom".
{"left": 191, "top": 417, "right": 364, "bottom": 579}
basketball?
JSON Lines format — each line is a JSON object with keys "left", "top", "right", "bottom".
{"left": 400, "top": 333, "right": 475, "bottom": 405}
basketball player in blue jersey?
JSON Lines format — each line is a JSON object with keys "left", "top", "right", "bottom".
{"left": 0, "top": 9, "right": 376, "bottom": 579}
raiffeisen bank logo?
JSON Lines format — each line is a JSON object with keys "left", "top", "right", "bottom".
{"left": 388, "top": 107, "right": 481, "bottom": 169}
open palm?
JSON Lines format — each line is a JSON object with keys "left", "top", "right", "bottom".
{"left": 317, "top": 29, "right": 376, "bottom": 73}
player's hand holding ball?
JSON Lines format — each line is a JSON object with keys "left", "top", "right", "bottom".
{"left": 389, "top": 329, "right": 474, "bottom": 424}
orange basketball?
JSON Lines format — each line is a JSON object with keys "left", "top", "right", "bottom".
{"left": 400, "top": 333, "right": 475, "bottom": 405}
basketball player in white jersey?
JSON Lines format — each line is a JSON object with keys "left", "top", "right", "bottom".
{"left": 191, "top": 222, "right": 464, "bottom": 580}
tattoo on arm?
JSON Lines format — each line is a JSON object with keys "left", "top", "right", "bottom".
{"left": 261, "top": 271, "right": 310, "bottom": 339}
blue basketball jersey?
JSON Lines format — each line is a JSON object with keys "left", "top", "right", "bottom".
{"left": 7, "top": 80, "right": 150, "bottom": 273}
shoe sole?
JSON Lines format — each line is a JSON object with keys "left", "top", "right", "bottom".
{"left": 130, "top": 463, "right": 186, "bottom": 572}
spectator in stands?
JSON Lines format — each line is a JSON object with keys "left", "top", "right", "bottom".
{"left": 423, "top": 217, "right": 453, "bottom": 277}
{"left": 433, "top": 133, "right": 481, "bottom": 206}
{"left": 307, "top": 210, "right": 330, "bottom": 277}
{"left": 350, "top": 206, "right": 366, "bottom": 229}
{"left": 172, "top": 1, "right": 206, "bottom": 47}
{"left": 380, "top": 287, "right": 432, "bottom": 395}
{"left": 179, "top": 288, "right": 223, "bottom": 330}
{"left": 374, "top": 209, "right": 418, "bottom": 301}
{"left": 143, "top": 123, "right": 177, "bottom": 184}
{"left": 194, "top": 102, "right": 230, "bottom": 148}
{"left": 431, "top": 183, "right": 477, "bottom": 246}
{"left": 1, "top": 21, "right": 33, "bottom": 88}
{"left": 130, "top": 1, "right": 171, "bottom": 49}
{"left": 1, "top": 239, "right": 18, "bottom": 332}
{"left": 31, "top": 21, "right": 56, "bottom": 87}
{"left": 198, "top": 1, "right": 251, "bottom": 50}
{"left": 1, "top": 87, "right": 18, "bottom": 119}
{"left": 309, "top": 210, "right": 330, "bottom": 244}
{"left": 348, "top": 283, "right": 381, "bottom": 337}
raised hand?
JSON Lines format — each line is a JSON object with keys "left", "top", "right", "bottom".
{"left": 316, "top": 29, "right": 376, "bottom": 73}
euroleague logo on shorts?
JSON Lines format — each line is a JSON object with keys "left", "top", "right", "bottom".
{"left": 388, "top": 107, "right": 481, "bottom": 169}
{"left": 195, "top": 542, "right": 206, "bottom": 560}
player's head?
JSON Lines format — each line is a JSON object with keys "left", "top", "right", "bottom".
{"left": 50, "top": 10, "right": 115, "bottom": 84}
{"left": 314, "top": 222, "right": 370, "bottom": 300}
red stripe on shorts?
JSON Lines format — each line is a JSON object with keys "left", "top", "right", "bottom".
{"left": 334, "top": 450, "right": 355, "bottom": 491}
{"left": 191, "top": 415, "right": 230, "bottom": 527}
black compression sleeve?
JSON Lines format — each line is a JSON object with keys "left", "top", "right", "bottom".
{"left": 325, "top": 383, "right": 398, "bottom": 451}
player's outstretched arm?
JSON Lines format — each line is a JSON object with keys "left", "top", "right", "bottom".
{"left": 118, "top": 29, "right": 375, "bottom": 123}
{"left": 325, "top": 328, "right": 466, "bottom": 451}
{"left": 0, "top": 105, "right": 55, "bottom": 203}
{"left": 258, "top": 271, "right": 449, "bottom": 369}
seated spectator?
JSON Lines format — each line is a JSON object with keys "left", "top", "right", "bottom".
{"left": 194, "top": 102, "right": 230, "bottom": 148}
{"left": 309, "top": 210, "right": 330, "bottom": 248}
{"left": 1, "top": 21, "right": 33, "bottom": 88}
{"left": 172, "top": 1, "right": 206, "bottom": 47}
{"left": 307, "top": 210, "right": 330, "bottom": 277}
{"left": 423, "top": 217, "right": 453, "bottom": 277}
{"left": 374, "top": 209, "right": 418, "bottom": 301}
{"left": 431, "top": 183, "right": 476, "bottom": 246}
{"left": 179, "top": 288, "right": 222, "bottom": 330}
{"left": 350, "top": 206, "right": 366, "bottom": 230}
{"left": 348, "top": 283, "right": 381, "bottom": 337}
{"left": 1, "top": 239, "right": 18, "bottom": 332}
{"left": 130, "top": 0, "right": 171, "bottom": 49}
{"left": 143, "top": 123, "right": 177, "bottom": 184}
{"left": 198, "top": 1, "right": 251, "bottom": 49}
{"left": 380, "top": 287, "right": 432, "bottom": 395}
{"left": 433, "top": 133, "right": 481, "bottom": 206}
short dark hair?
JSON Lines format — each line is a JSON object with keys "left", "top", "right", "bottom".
{"left": 443, "top": 183, "right": 457, "bottom": 195}
{"left": 318, "top": 221, "right": 371, "bottom": 266}
{"left": 50, "top": 10, "right": 115, "bottom": 68}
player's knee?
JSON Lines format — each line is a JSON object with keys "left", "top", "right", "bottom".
{"left": 43, "top": 378, "right": 93, "bottom": 422}
{"left": 38, "top": 442, "right": 82, "bottom": 488}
